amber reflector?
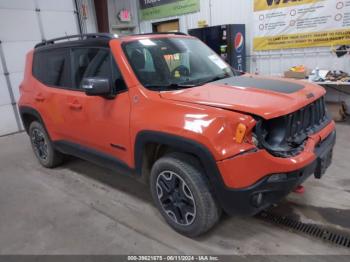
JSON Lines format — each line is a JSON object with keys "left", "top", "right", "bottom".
{"left": 235, "top": 123, "right": 247, "bottom": 143}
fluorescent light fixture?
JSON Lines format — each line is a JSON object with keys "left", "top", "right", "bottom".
{"left": 139, "top": 39, "right": 156, "bottom": 46}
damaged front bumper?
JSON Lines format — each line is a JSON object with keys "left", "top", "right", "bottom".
{"left": 214, "top": 127, "right": 336, "bottom": 216}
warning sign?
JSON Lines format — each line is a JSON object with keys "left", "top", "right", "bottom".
{"left": 253, "top": 0, "right": 350, "bottom": 50}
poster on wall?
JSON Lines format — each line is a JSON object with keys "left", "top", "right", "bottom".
{"left": 139, "top": 0, "right": 200, "bottom": 21}
{"left": 253, "top": 0, "right": 350, "bottom": 51}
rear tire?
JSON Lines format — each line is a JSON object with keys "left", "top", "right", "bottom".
{"left": 150, "top": 152, "right": 221, "bottom": 237}
{"left": 29, "top": 121, "right": 64, "bottom": 168}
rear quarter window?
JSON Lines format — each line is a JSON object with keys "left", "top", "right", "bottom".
{"left": 33, "top": 48, "right": 72, "bottom": 88}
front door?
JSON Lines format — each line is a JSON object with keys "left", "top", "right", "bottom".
{"left": 68, "top": 47, "right": 131, "bottom": 164}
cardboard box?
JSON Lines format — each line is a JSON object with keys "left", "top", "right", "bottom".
{"left": 326, "top": 101, "right": 346, "bottom": 122}
{"left": 284, "top": 70, "right": 309, "bottom": 79}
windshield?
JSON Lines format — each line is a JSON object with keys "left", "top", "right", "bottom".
{"left": 123, "top": 37, "right": 235, "bottom": 90}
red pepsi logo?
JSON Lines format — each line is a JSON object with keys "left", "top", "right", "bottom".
{"left": 235, "top": 32, "right": 244, "bottom": 53}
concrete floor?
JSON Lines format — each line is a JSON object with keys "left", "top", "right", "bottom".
{"left": 0, "top": 124, "right": 349, "bottom": 255}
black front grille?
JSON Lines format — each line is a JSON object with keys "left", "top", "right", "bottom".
{"left": 285, "top": 96, "right": 327, "bottom": 145}
{"left": 256, "top": 96, "right": 330, "bottom": 157}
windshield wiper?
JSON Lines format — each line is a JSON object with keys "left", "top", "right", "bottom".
{"left": 195, "top": 74, "right": 231, "bottom": 86}
{"left": 144, "top": 74, "right": 232, "bottom": 90}
{"left": 144, "top": 83, "right": 196, "bottom": 90}
{"left": 231, "top": 67, "right": 245, "bottom": 76}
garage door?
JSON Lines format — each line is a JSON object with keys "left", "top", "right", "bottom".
{"left": 0, "top": 0, "right": 80, "bottom": 136}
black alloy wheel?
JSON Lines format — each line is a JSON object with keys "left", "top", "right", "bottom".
{"left": 156, "top": 170, "right": 196, "bottom": 226}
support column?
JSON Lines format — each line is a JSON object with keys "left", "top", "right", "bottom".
{"left": 0, "top": 41, "right": 22, "bottom": 131}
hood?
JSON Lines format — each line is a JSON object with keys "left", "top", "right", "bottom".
{"left": 160, "top": 75, "right": 326, "bottom": 119}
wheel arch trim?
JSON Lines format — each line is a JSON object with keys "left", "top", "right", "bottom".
{"left": 19, "top": 106, "right": 46, "bottom": 134}
{"left": 134, "top": 130, "right": 224, "bottom": 187}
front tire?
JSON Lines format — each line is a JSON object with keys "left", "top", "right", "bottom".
{"left": 29, "top": 121, "right": 64, "bottom": 168}
{"left": 150, "top": 152, "right": 221, "bottom": 237}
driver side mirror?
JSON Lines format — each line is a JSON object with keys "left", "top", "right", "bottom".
{"left": 81, "top": 77, "right": 111, "bottom": 96}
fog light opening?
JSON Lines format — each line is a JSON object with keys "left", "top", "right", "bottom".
{"left": 267, "top": 173, "right": 288, "bottom": 183}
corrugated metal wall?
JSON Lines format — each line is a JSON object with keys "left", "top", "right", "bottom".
{"left": 139, "top": 0, "right": 350, "bottom": 76}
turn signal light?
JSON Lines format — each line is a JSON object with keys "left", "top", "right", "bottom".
{"left": 235, "top": 123, "right": 247, "bottom": 143}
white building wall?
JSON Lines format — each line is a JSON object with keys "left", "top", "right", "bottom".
{"left": 0, "top": 0, "right": 80, "bottom": 136}
{"left": 84, "top": 0, "right": 98, "bottom": 33}
{"left": 107, "top": 0, "right": 140, "bottom": 35}
{"left": 139, "top": 0, "right": 350, "bottom": 76}
{"left": 74, "top": 0, "right": 98, "bottom": 34}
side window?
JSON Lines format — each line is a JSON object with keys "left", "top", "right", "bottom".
{"left": 33, "top": 49, "right": 72, "bottom": 88}
{"left": 33, "top": 52, "right": 44, "bottom": 81}
{"left": 71, "top": 48, "right": 99, "bottom": 88}
{"left": 71, "top": 48, "right": 127, "bottom": 93}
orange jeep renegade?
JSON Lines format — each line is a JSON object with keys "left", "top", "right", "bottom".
{"left": 19, "top": 33, "right": 336, "bottom": 237}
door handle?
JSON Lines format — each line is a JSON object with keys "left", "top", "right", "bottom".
{"left": 35, "top": 93, "right": 45, "bottom": 102}
{"left": 68, "top": 101, "right": 82, "bottom": 110}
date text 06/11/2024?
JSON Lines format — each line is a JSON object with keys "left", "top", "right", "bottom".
{"left": 127, "top": 256, "right": 220, "bottom": 261}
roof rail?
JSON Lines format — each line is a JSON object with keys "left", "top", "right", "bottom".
{"left": 34, "top": 33, "right": 117, "bottom": 48}
{"left": 131, "top": 32, "right": 187, "bottom": 36}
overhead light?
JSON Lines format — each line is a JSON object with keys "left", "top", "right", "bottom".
{"left": 139, "top": 39, "right": 156, "bottom": 46}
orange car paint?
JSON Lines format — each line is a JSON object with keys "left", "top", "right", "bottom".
{"left": 19, "top": 34, "right": 336, "bottom": 192}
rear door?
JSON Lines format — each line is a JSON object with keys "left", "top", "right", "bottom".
{"left": 32, "top": 47, "right": 80, "bottom": 141}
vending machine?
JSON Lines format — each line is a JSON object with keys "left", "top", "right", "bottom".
{"left": 188, "top": 24, "right": 246, "bottom": 72}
